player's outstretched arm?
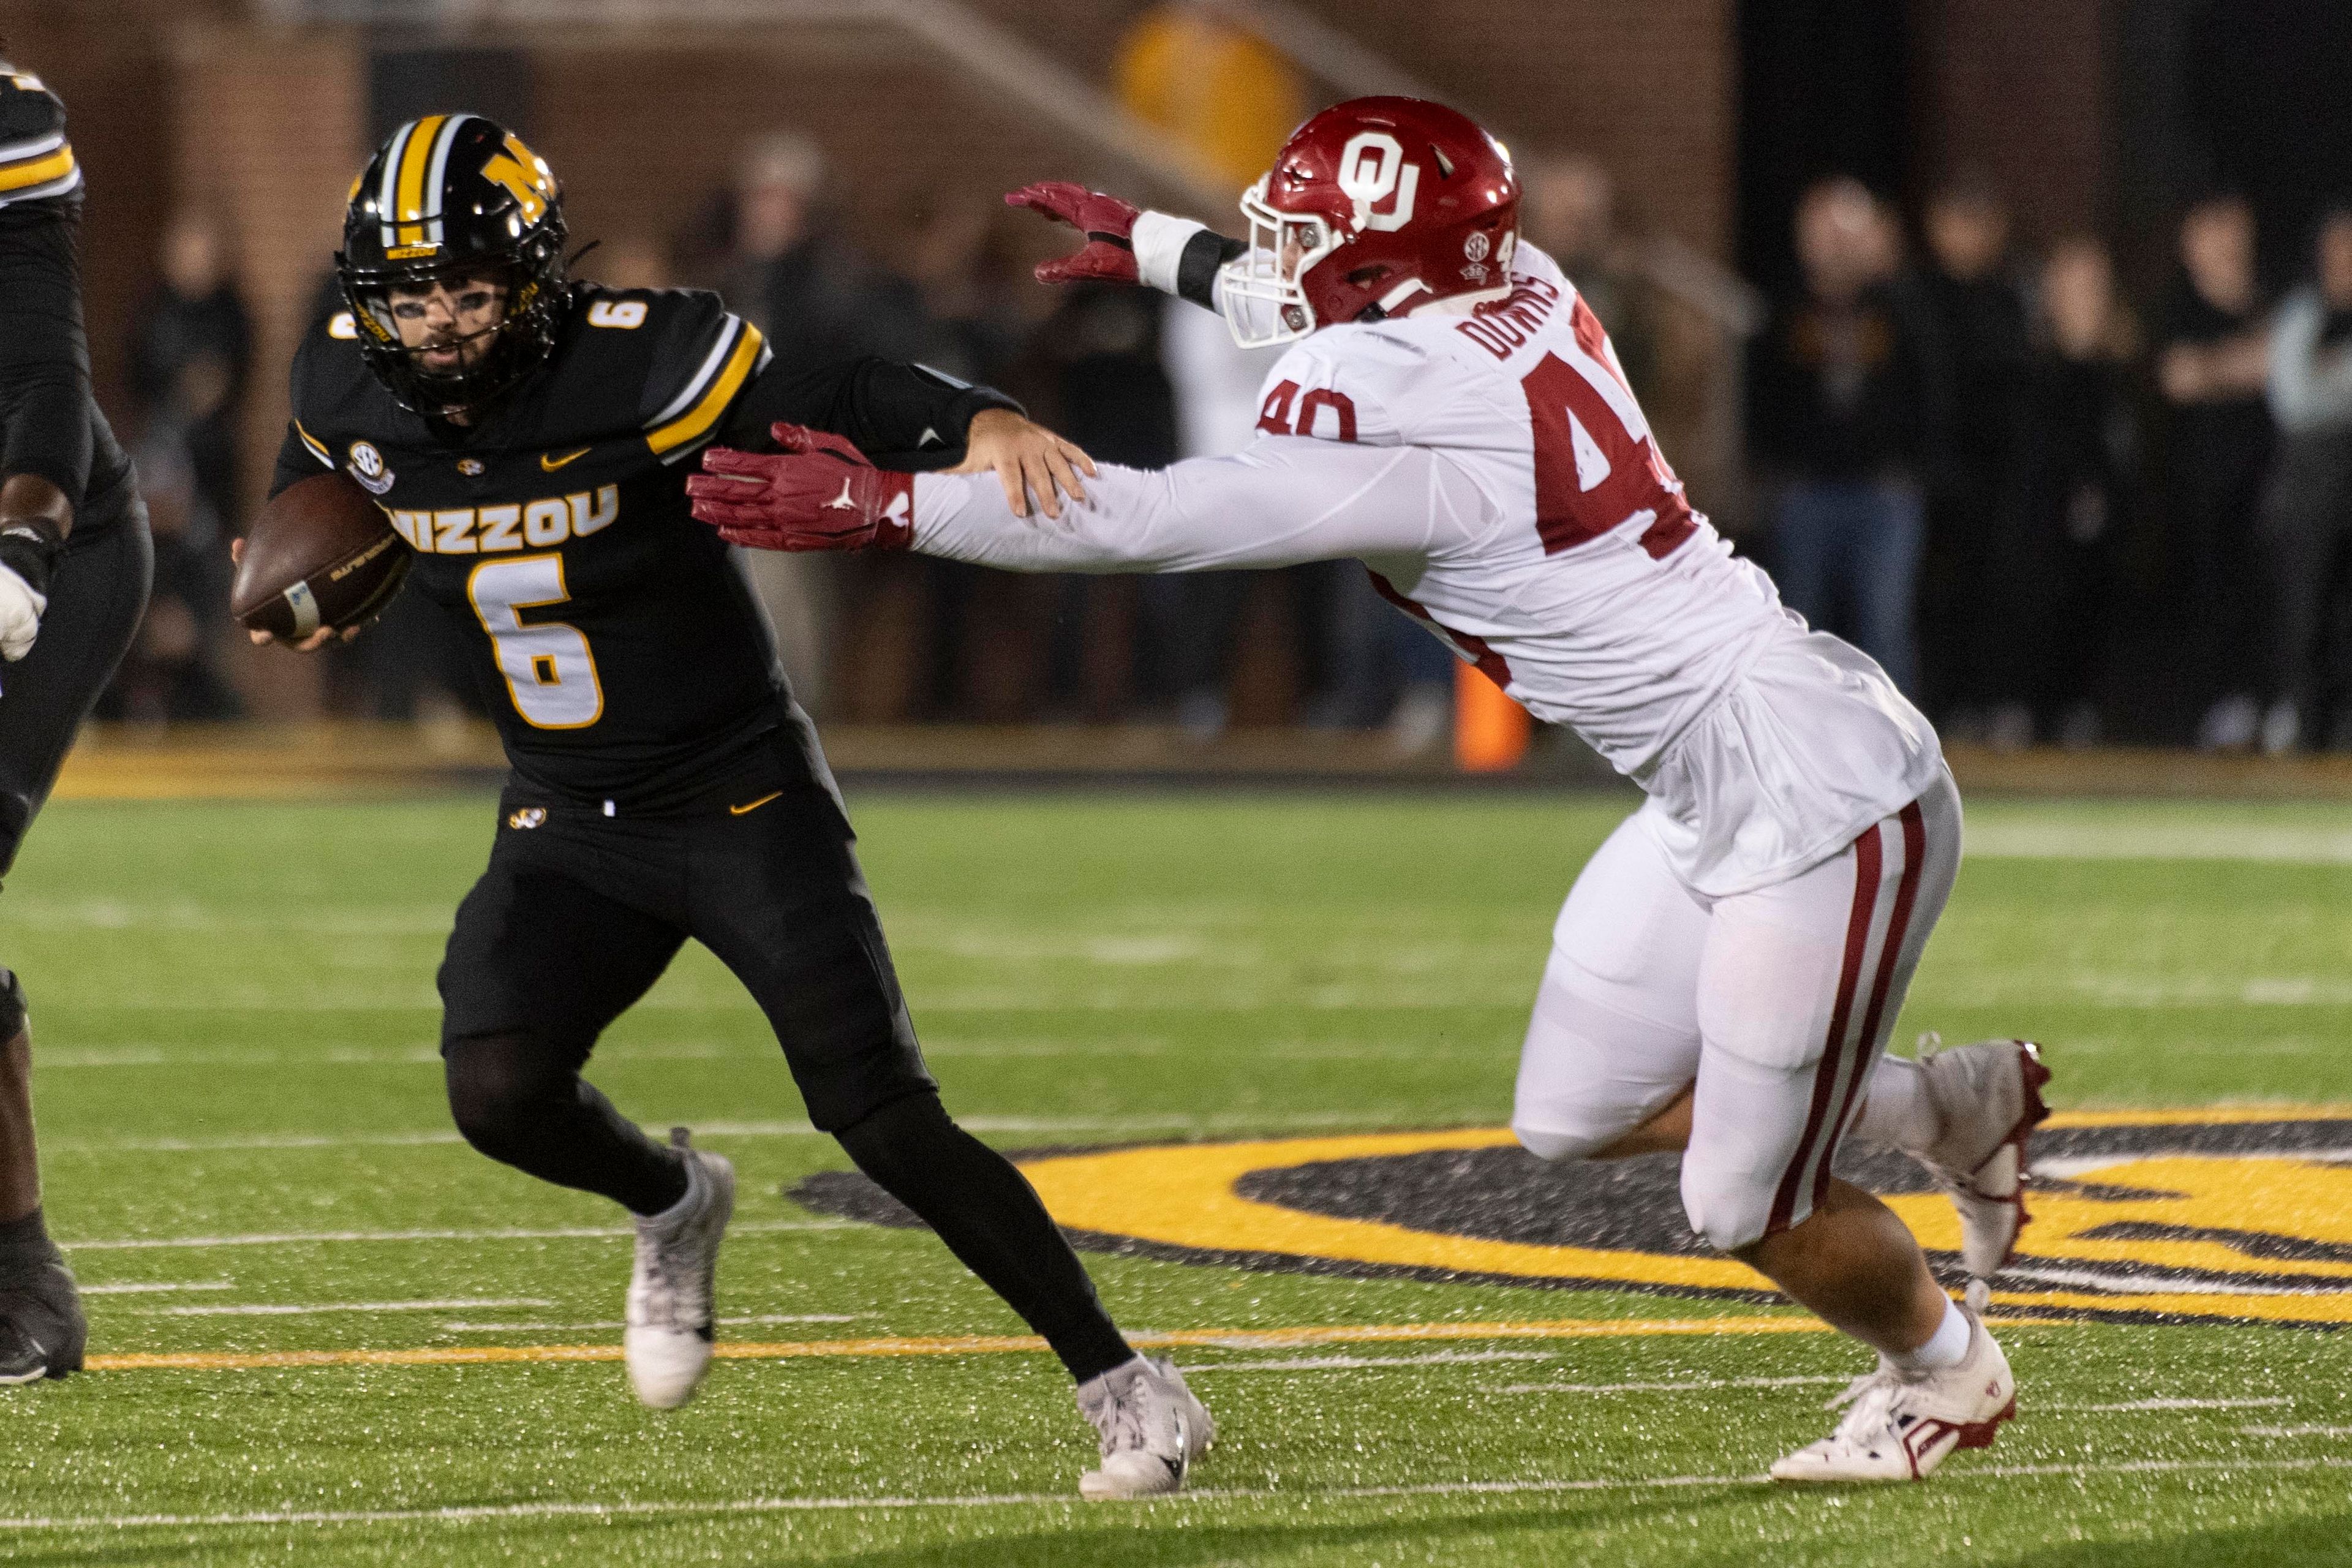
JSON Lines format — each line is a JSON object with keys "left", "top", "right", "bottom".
{"left": 718, "top": 356, "right": 1090, "bottom": 516}
{"left": 1006, "top": 183, "right": 1239, "bottom": 315}
{"left": 688, "top": 422, "right": 1488, "bottom": 575}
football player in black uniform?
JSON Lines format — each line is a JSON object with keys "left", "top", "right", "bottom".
{"left": 0, "top": 61, "right": 156, "bottom": 1384}
{"left": 258, "top": 115, "right": 1210, "bottom": 1496}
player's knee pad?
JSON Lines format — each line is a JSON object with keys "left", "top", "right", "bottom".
{"left": 442, "top": 1032, "right": 578, "bottom": 1161}
{"left": 1512, "top": 972, "right": 1698, "bottom": 1164}
{"left": 1677, "top": 1159, "right": 1776, "bottom": 1254}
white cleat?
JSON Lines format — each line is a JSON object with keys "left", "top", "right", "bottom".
{"left": 1771, "top": 1311, "right": 2017, "bottom": 1482}
{"left": 1076, "top": 1355, "right": 1214, "bottom": 1499}
{"left": 624, "top": 1128, "right": 735, "bottom": 1410}
{"left": 1915, "top": 1037, "right": 2052, "bottom": 1280}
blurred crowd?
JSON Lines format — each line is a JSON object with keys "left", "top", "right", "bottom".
{"left": 1745, "top": 173, "right": 2352, "bottom": 754}
{"left": 98, "top": 37, "right": 2352, "bottom": 754}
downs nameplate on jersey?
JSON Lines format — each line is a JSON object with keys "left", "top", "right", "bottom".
{"left": 798, "top": 1108, "right": 2352, "bottom": 1330}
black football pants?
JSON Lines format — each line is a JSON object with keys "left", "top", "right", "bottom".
{"left": 435, "top": 780, "right": 1133, "bottom": 1382}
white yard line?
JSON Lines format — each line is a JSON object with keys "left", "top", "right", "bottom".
{"left": 2046, "top": 1398, "right": 2292, "bottom": 1412}
{"left": 1501, "top": 1375, "right": 1850, "bottom": 1395}
{"left": 48, "top": 1109, "right": 1408, "bottom": 1155}
{"left": 1992, "top": 1264, "right": 2351, "bottom": 1297}
{"left": 134, "top": 1298, "right": 552, "bottom": 1318}
{"left": 1182, "top": 1350, "right": 1557, "bottom": 1373}
{"left": 2241, "top": 1424, "right": 2352, "bottom": 1437}
{"left": 438, "top": 1315, "right": 857, "bottom": 1332}
{"left": 65, "top": 1220, "right": 852, "bottom": 1253}
{"left": 78, "top": 1281, "right": 233, "bottom": 1296}
{"left": 1965, "top": 820, "right": 2352, "bottom": 864}
{"left": 0, "top": 1457, "right": 2345, "bottom": 1532}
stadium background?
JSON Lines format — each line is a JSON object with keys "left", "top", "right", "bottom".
{"left": 6, "top": 0, "right": 2342, "bottom": 781}
{"left": 4, "top": 5, "right": 2352, "bottom": 1563}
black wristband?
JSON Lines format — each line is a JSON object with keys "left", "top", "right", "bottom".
{"left": 1176, "top": 230, "right": 1247, "bottom": 311}
{"left": 0, "top": 514, "right": 62, "bottom": 597}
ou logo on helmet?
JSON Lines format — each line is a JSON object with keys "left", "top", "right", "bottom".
{"left": 1338, "top": 131, "right": 1420, "bottom": 233}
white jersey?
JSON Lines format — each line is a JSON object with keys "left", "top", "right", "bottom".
{"left": 912, "top": 244, "right": 1943, "bottom": 895}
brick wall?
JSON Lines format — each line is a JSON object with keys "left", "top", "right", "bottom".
{"left": 1914, "top": 0, "right": 2112, "bottom": 244}
{"left": 0, "top": 3, "right": 180, "bottom": 418}
{"left": 1273, "top": 0, "right": 1738, "bottom": 259}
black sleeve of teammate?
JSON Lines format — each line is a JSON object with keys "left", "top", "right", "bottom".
{"left": 717, "top": 359, "right": 1021, "bottom": 472}
{"left": 0, "top": 195, "right": 92, "bottom": 519}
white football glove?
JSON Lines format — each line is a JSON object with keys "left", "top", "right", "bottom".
{"left": 0, "top": 563, "right": 47, "bottom": 662}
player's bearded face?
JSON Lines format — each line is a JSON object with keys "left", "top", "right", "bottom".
{"left": 385, "top": 274, "right": 509, "bottom": 374}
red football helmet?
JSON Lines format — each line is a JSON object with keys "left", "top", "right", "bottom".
{"left": 1220, "top": 96, "right": 1520, "bottom": 348}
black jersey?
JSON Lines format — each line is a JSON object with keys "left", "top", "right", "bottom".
{"left": 274, "top": 284, "right": 1014, "bottom": 807}
{"left": 0, "top": 66, "right": 137, "bottom": 537}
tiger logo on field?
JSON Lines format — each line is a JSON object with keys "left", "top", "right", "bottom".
{"left": 799, "top": 1109, "right": 2352, "bottom": 1330}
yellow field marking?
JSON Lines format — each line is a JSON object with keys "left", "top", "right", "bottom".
{"left": 82, "top": 1316, "right": 1836, "bottom": 1374}
{"left": 2041, "top": 1104, "right": 2352, "bottom": 1128}
{"left": 1022, "top": 1129, "right": 1770, "bottom": 1295}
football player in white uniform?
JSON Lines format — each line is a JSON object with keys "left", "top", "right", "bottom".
{"left": 688, "top": 97, "right": 2050, "bottom": 1483}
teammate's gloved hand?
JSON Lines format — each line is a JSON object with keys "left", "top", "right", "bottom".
{"left": 1006, "top": 182, "right": 1141, "bottom": 285}
{"left": 0, "top": 563, "right": 44, "bottom": 662}
{"left": 686, "top": 423, "right": 914, "bottom": 553}
{"left": 0, "top": 506, "right": 62, "bottom": 662}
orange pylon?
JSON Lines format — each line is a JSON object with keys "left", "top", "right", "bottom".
{"left": 1454, "top": 660, "right": 1531, "bottom": 772}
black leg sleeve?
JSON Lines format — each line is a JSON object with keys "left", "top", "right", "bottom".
{"left": 444, "top": 1033, "right": 688, "bottom": 1216}
{"left": 834, "top": 1092, "right": 1133, "bottom": 1383}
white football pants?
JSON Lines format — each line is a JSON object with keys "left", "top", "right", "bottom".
{"left": 1511, "top": 767, "right": 1962, "bottom": 1251}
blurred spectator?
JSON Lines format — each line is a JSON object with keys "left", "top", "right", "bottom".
{"left": 2003, "top": 238, "right": 2139, "bottom": 750}
{"left": 1748, "top": 176, "right": 1945, "bottom": 696}
{"left": 897, "top": 203, "right": 1049, "bottom": 720}
{"left": 129, "top": 210, "right": 251, "bottom": 531}
{"left": 97, "top": 430, "right": 238, "bottom": 723}
{"left": 2155, "top": 192, "right": 2274, "bottom": 750}
{"left": 2256, "top": 204, "right": 2352, "bottom": 752}
{"left": 1911, "top": 177, "right": 2031, "bottom": 738}
{"left": 1523, "top": 153, "right": 1659, "bottom": 409}
{"left": 576, "top": 233, "right": 673, "bottom": 293}
{"left": 1033, "top": 285, "right": 1179, "bottom": 720}
{"left": 1112, "top": 2, "right": 1396, "bottom": 737}
{"left": 711, "top": 132, "right": 937, "bottom": 717}
{"left": 718, "top": 131, "right": 933, "bottom": 369}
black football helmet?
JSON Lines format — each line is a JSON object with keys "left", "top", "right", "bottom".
{"left": 337, "top": 113, "right": 567, "bottom": 417}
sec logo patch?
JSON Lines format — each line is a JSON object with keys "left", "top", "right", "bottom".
{"left": 346, "top": 440, "right": 394, "bottom": 496}
{"left": 458, "top": 458, "right": 486, "bottom": 477}
{"left": 507, "top": 807, "right": 546, "bottom": 830}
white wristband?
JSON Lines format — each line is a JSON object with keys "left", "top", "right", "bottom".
{"left": 1131, "top": 211, "right": 1209, "bottom": 296}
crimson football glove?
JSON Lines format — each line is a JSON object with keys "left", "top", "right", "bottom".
{"left": 1006, "top": 181, "right": 1142, "bottom": 285}
{"left": 685, "top": 423, "right": 913, "bottom": 554}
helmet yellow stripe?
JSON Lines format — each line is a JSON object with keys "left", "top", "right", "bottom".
{"left": 394, "top": 113, "right": 447, "bottom": 246}
{"left": 646, "top": 323, "right": 765, "bottom": 457}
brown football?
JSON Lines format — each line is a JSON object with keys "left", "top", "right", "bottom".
{"left": 232, "top": 472, "right": 410, "bottom": 640}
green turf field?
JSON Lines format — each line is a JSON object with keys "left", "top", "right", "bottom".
{"left": 2, "top": 790, "right": 2350, "bottom": 1565}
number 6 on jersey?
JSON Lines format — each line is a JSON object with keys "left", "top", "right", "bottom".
{"left": 468, "top": 556, "right": 603, "bottom": 728}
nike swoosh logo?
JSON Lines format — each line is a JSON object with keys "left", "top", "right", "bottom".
{"left": 540, "top": 447, "right": 592, "bottom": 472}
{"left": 728, "top": 791, "right": 783, "bottom": 816}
